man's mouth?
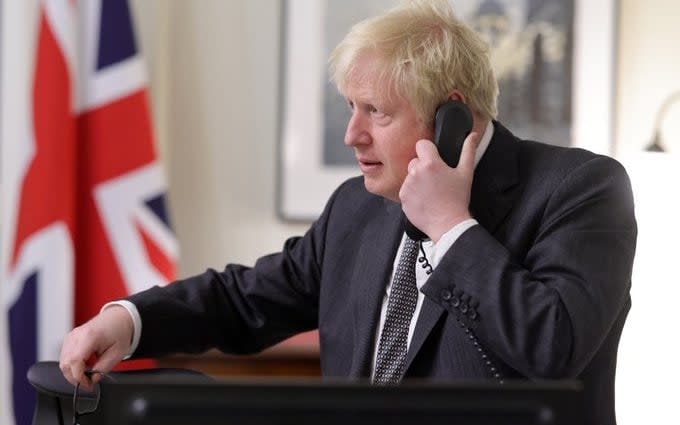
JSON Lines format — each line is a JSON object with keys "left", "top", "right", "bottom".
{"left": 357, "top": 158, "right": 383, "bottom": 173}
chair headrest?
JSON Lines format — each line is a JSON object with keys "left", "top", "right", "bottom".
{"left": 27, "top": 361, "right": 210, "bottom": 400}
{"left": 27, "top": 361, "right": 97, "bottom": 399}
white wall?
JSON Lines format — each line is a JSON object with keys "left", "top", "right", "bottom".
{"left": 615, "top": 1, "right": 680, "bottom": 424}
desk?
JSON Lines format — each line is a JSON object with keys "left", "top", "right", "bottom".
{"left": 158, "top": 331, "right": 320, "bottom": 377}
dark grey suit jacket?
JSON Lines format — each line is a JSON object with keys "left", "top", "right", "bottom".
{"left": 128, "top": 122, "right": 636, "bottom": 425}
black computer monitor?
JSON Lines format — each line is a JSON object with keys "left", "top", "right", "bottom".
{"left": 98, "top": 375, "right": 584, "bottom": 425}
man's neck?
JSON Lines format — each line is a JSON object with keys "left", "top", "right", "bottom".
{"left": 473, "top": 119, "right": 490, "bottom": 140}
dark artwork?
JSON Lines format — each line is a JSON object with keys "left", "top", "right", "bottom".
{"left": 321, "top": 0, "right": 574, "bottom": 166}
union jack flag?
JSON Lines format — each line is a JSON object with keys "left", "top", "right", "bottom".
{"left": 0, "top": 1, "right": 177, "bottom": 424}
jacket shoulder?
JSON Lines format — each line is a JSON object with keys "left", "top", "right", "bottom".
{"left": 513, "top": 135, "right": 627, "bottom": 185}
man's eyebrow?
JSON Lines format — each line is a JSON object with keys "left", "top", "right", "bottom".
{"left": 351, "top": 95, "right": 382, "bottom": 107}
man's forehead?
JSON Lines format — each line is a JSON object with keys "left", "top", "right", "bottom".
{"left": 343, "top": 72, "right": 400, "bottom": 105}
{"left": 345, "top": 86, "right": 412, "bottom": 115}
{"left": 343, "top": 83, "right": 378, "bottom": 103}
{"left": 340, "top": 52, "right": 413, "bottom": 107}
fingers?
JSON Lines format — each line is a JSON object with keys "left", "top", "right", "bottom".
{"left": 60, "top": 306, "right": 134, "bottom": 387}
{"left": 60, "top": 331, "right": 118, "bottom": 389}
{"left": 457, "top": 132, "right": 480, "bottom": 175}
{"left": 412, "top": 135, "right": 479, "bottom": 174}
{"left": 59, "top": 358, "right": 87, "bottom": 388}
{"left": 91, "top": 345, "right": 125, "bottom": 382}
{"left": 60, "top": 327, "right": 96, "bottom": 388}
{"left": 408, "top": 140, "right": 441, "bottom": 177}
{"left": 415, "top": 139, "right": 439, "bottom": 161}
{"left": 407, "top": 157, "right": 418, "bottom": 175}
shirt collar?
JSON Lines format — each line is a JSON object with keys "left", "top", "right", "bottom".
{"left": 473, "top": 120, "right": 494, "bottom": 168}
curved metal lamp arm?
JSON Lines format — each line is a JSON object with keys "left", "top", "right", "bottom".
{"left": 647, "top": 91, "right": 680, "bottom": 152}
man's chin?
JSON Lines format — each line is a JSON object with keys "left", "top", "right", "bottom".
{"left": 362, "top": 176, "right": 399, "bottom": 202}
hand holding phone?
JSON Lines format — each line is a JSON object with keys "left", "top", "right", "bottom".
{"left": 404, "top": 100, "right": 473, "bottom": 241}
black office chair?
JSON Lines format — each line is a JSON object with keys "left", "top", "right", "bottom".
{"left": 27, "top": 361, "right": 209, "bottom": 425}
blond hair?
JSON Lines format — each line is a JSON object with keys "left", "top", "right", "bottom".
{"left": 329, "top": 0, "right": 498, "bottom": 124}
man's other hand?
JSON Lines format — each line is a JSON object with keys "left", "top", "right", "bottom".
{"left": 59, "top": 305, "right": 133, "bottom": 388}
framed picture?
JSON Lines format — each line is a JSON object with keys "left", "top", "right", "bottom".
{"left": 278, "top": 0, "right": 618, "bottom": 220}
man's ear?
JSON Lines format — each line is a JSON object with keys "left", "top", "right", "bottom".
{"left": 447, "top": 89, "right": 467, "bottom": 103}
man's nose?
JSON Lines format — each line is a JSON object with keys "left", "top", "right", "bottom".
{"left": 344, "top": 112, "right": 370, "bottom": 146}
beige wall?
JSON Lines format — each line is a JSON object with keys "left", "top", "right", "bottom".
{"left": 617, "top": 0, "right": 680, "bottom": 156}
{"left": 133, "top": 0, "right": 307, "bottom": 276}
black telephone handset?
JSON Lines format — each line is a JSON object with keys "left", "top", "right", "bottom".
{"left": 404, "top": 100, "right": 473, "bottom": 241}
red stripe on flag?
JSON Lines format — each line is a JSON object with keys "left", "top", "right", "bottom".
{"left": 75, "top": 89, "right": 174, "bottom": 324}
{"left": 135, "top": 220, "right": 176, "bottom": 283}
{"left": 12, "top": 11, "right": 76, "bottom": 267}
{"left": 73, "top": 90, "right": 159, "bottom": 324}
{"left": 78, "top": 90, "right": 157, "bottom": 185}
{"left": 74, "top": 191, "right": 129, "bottom": 324}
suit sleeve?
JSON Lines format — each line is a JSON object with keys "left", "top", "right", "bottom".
{"left": 423, "top": 156, "right": 636, "bottom": 378}
{"left": 125, "top": 181, "right": 346, "bottom": 358}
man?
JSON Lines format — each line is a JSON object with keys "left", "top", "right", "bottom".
{"left": 60, "top": 2, "right": 636, "bottom": 425}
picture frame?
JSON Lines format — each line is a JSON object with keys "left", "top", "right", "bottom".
{"left": 278, "top": 0, "right": 618, "bottom": 221}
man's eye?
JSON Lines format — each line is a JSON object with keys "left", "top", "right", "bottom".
{"left": 369, "top": 106, "right": 385, "bottom": 116}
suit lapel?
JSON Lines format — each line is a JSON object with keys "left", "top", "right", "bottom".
{"left": 402, "top": 121, "right": 521, "bottom": 375}
{"left": 348, "top": 199, "right": 404, "bottom": 378}
{"left": 469, "top": 121, "right": 521, "bottom": 233}
{"left": 402, "top": 295, "right": 445, "bottom": 375}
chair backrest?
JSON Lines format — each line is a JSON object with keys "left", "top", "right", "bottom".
{"left": 27, "top": 361, "right": 209, "bottom": 425}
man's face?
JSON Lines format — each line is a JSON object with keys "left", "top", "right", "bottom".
{"left": 343, "top": 55, "right": 433, "bottom": 202}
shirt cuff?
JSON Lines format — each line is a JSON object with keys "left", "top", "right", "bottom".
{"left": 101, "top": 300, "right": 142, "bottom": 359}
{"left": 430, "top": 218, "right": 478, "bottom": 267}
